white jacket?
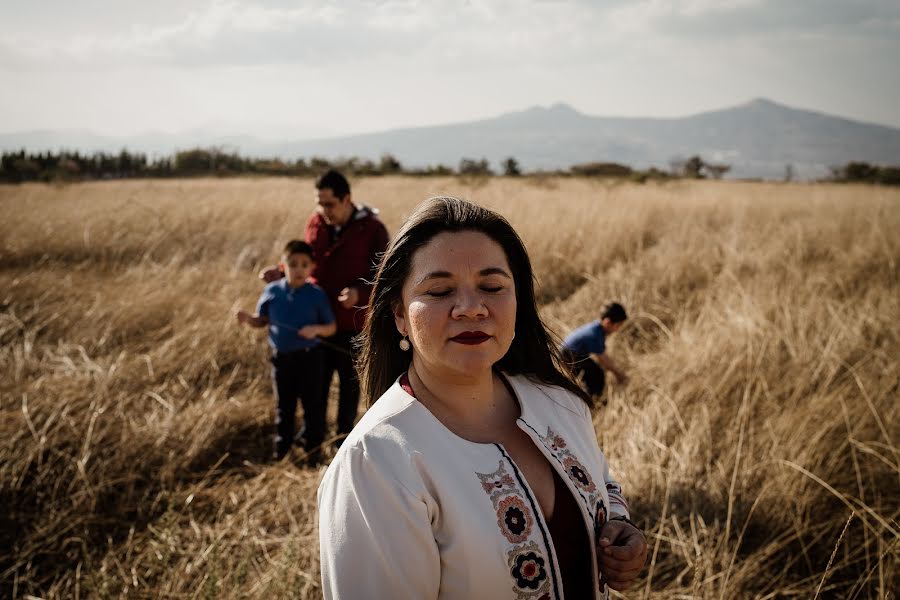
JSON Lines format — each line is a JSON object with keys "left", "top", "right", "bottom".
{"left": 318, "top": 374, "right": 630, "bottom": 600}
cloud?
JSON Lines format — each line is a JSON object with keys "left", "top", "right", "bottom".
{"left": 0, "top": 0, "right": 431, "bottom": 69}
{"left": 4, "top": 0, "right": 899, "bottom": 72}
{"left": 609, "top": 0, "right": 900, "bottom": 38}
{"left": 0, "top": 0, "right": 615, "bottom": 71}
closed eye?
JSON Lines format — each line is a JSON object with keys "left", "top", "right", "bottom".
{"left": 426, "top": 289, "right": 452, "bottom": 297}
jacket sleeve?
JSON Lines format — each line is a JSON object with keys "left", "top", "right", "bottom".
{"left": 355, "top": 220, "right": 389, "bottom": 307}
{"left": 318, "top": 445, "right": 440, "bottom": 599}
{"left": 580, "top": 400, "right": 631, "bottom": 519}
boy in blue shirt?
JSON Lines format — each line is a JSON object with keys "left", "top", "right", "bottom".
{"left": 237, "top": 240, "right": 336, "bottom": 462}
{"left": 561, "top": 302, "right": 629, "bottom": 405}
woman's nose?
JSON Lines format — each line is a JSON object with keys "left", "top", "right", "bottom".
{"left": 451, "top": 288, "right": 487, "bottom": 319}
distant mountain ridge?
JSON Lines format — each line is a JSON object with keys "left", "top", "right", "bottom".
{"left": 3, "top": 98, "right": 899, "bottom": 180}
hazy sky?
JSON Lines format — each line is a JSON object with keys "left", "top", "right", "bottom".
{"left": 2, "top": 0, "right": 899, "bottom": 138}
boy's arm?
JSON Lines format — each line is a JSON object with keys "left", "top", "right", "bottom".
{"left": 236, "top": 309, "right": 269, "bottom": 328}
{"left": 302, "top": 291, "right": 337, "bottom": 339}
{"left": 594, "top": 353, "right": 628, "bottom": 382}
{"left": 297, "top": 321, "right": 336, "bottom": 339}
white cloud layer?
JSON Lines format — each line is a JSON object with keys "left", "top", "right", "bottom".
{"left": 1, "top": 0, "right": 898, "bottom": 134}
{"left": 610, "top": 0, "right": 900, "bottom": 36}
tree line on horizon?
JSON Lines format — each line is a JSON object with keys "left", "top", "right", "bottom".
{"left": 1, "top": 147, "right": 898, "bottom": 185}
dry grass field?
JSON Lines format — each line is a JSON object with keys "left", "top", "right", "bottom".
{"left": 1, "top": 176, "right": 898, "bottom": 599}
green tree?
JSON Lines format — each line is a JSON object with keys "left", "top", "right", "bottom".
{"left": 379, "top": 154, "right": 402, "bottom": 174}
{"left": 705, "top": 163, "right": 731, "bottom": 180}
{"left": 502, "top": 157, "right": 521, "bottom": 176}
{"left": 683, "top": 155, "right": 705, "bottom": 178}
{"left": 459, "top": 157, "right": 492, "bottom": 176}
{"left": 569, "top": 162, "right": 632, "bottom": 177}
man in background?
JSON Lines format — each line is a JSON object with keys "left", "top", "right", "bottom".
{"left": 263, "top": 170, "right": 389, "bottom": 447}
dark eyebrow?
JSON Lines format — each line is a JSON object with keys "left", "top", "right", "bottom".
{"left": 479, "top": 267, "right": 512, "bottom": 279}
{"left": 414, "top": 267, "right": 511, "bottom": 287}
{"left": 415, "top": 271, "right": 453, "bottom": 286}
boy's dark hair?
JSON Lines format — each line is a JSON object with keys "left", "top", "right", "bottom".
{"left": 601, "top": 302, "right": 627, "bottom": 323}
{"left": 315, "top": 170, "right": 351, "bottom": 200}
{"left": 282, "top": 240, "right": 314, "bottom": 259}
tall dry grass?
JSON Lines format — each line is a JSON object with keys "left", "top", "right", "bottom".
{"left": 1, "top": 176, "right": 897, "bottom": 598}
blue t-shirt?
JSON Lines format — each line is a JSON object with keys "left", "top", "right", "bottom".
{"left": 562, "top": 320, "right": 606, "bottom": 358}
{"left": 256, "top": 280, "right": 335, "bottom": 353}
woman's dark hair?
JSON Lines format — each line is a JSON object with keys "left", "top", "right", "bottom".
{"left": 357, "top": 196, "right": 591, "bottom": 406}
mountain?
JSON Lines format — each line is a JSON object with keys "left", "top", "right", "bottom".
{"left": 3, "top": 99, "right": 899, "bottom": 179}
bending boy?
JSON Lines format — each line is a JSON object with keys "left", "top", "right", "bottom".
{"left": 561, "top": 302, "right": 629, "bottom": 403}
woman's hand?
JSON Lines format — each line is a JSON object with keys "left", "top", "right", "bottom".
{"left": 597, "top": 518, "right": 647, "bottom": 591}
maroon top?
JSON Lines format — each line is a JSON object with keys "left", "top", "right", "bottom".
{"left": 399, "top": 372, "right": 593, "bottom": 597}
{"left": 305, "top": 206, "right": 389, "bottom": 333}
{"left": 547, "top": 469, "right": 593, "bottom": 598}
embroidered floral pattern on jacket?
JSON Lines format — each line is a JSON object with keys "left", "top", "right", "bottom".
{"left": 497, "top": 495, "right": 534, "bottom": 543}
{"left": 477, "top": 462, "right": 552, "bottom": 599}
{"left": 539, "top": 427, "right": 602, "bottom": 514}
{"left": 509, "top": 542, "right": 548, "bottom": 590}
{"left": 563, "top": 455, "right": 595, "bottom": 492}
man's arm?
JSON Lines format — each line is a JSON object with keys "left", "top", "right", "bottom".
{"left": 258, "top": 265, "right": 284, "bottom": 283}
{"left": 594, "top": 353, "right": 628, "bottom": 383}
{"left": 337, "top": 287, "right": 359, "bottom": 309}
{"left": 355, "top": 220, "right": 390, "bottom": 307}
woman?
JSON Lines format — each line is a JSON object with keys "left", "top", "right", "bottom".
{"left": 318, "top": 197, "right": 647, "bottom": 599}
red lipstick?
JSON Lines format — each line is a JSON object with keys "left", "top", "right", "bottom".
{"left": 450, "top": 331, "right": 490, "bottom": 345}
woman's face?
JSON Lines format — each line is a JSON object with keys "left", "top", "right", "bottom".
{"left": 394, "top": 230, "right": 517, "bottom": 382}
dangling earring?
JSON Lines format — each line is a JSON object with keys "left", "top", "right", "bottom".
{"left": 399, "top": 335, "right": 411, "bottom": 351}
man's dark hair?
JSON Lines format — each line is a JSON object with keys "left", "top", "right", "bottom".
{"left": 601, "top": 302, "right": 627, "bottom": 323}
{"left": 358, "top": 196, "right": 591, "bottom": 407}
{"left": 283, "top": 240, "right": 314, "bottom": 259}
{"left": 315, "top": 170, "right": 351, "bottom": 200}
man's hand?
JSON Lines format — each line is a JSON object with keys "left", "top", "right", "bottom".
{"left": 258, "top": 265, "right": 284, "bottom": 283}
{"left": 337, "top": 286, "right": 359, "bottom": 309}
{"left": 236, "top": 309, "right": 251, "bottom": 325}
{"left": 597, "top": 519, "right": 647, "bottom": 591}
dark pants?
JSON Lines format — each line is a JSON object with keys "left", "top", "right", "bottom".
{"left": 562, "top": 349, "right": 606, "bottom": 398}
{"left": 271, "top": 347, "right": 324, "bottom": 459}
{"left": 319, "top": 331, "right": 360, "bottom": 437}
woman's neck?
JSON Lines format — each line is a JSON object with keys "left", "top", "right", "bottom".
{"left": 408, "top": 360, "right": 518, "bottom": 440}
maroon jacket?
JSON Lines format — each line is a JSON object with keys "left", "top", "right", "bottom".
{"left": 306, "top": 205, "right": 389, "bottom": 333}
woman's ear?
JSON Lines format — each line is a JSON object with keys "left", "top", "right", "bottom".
{"left": 392, "top": 300, "right": 407, "bottom": 337}
{"left": 391, "top": 300, "right": 409, "bottom": 335}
